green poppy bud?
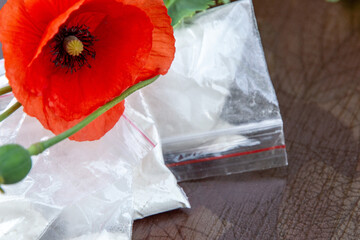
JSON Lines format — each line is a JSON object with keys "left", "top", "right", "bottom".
{"left": 0, "top": 144, "right": 32, "bottom": 190}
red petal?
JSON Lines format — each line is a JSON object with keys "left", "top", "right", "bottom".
{"left": 23, "top": 0, "right": 80, "bottom": 29}
{"left": 46, "top": 101, "right": 125, "bottom": 141}
{"left": 123, "top": 0, "right": 176, "bottom": 82}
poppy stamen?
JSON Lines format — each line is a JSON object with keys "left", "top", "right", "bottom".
{"left": 50, "top": 25, "right": 96, "bottom": 73}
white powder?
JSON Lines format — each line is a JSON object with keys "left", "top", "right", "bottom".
{"left": 0, "top": 198, "right": 49, "bottom": 240}
{"left": 126, "top": 92, "right": 190, "bottom": 219}
{"left": 132, "top": 126, "right": 190, "bottom": 219}
{"left": 67, "top": 231, "right": 128, "bottom": 240}
{"left": 132, "top": 141, "right": 190, "bottom": 219}
{"left": 139, "top": 3, "right": 249, "bottom": 140}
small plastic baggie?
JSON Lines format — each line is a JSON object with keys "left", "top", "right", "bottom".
{"left": 0, "top": 59, "right": 154, "bottom": 240}
{"left": 129, "top": 0, "right": 288, "bottom": 181}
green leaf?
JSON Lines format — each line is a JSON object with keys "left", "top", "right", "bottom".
{"left": 165, "top": 0, "right": 215, "bottom": 26}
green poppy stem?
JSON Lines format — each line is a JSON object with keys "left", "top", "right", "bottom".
{"left": 0, "top": 86, "right": 12, "bottom": 96}
{"left": 0, "top": 102, "right": 21, "bottom": 122}
{"left": 27, "top": 76, "right": 159, "bottom": 156}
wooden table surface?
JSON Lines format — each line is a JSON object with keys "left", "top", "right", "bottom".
{"left": 133, "top": 0, "right": 360, "bottom": 239}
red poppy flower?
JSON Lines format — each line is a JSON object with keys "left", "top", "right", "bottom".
{"left": 0, "top": 0, "right": 175, "bottom": 141}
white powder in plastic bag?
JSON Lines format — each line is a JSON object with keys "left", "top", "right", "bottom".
{"left": 68, "top": 231, "right": 128, "bottom": 240}
{"left": 139, "top": 2, "right": 250, "bottom": 139}
{"left": 125, "top": 92, "right": 190, "bottom": 219}
{"left": 0, "top": 58, "right": 190, "bottom": 239}
{"left": 0, "top": 197, "right": 50, "bottom": 240}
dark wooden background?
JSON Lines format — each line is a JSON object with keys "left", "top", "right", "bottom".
{"left": 133, "top": 0, "right": 360, "bottom": 239}
{"left": 1, "top": 0, "right": 360, "bottom": 239}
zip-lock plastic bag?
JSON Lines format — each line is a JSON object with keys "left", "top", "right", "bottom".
{"left": 131, "top": 0, "right": 288, "bottom": 181}
{"left": 0, "top": 58, "right": 190, "bottom": 239}
{"left": 0, "top": 61, "right": 154, "bottom": 239}
{"left": 0, "top": 107, "right": 151, "bottom": 240}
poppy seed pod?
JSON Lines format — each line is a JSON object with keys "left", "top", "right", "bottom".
{"left": 0, "top": 144, "right": 32, "bottom": 187}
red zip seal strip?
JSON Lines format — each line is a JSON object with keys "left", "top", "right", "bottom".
{"left": 166, "top": 145, "right": 286, "bottom": 168}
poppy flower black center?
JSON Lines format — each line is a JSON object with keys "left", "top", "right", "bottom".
{"left": 50, "top": 25, "right": 96, "bottom": 73}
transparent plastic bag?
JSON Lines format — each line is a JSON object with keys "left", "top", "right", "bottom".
{"left": 0, "top": 59, "right": 154, "bottom": 239}
{"left": 133, "top": 0, "right": 288, "bottom": 181}
{"left": 126, "top": 92, "right": 190, "bottom": 220}
{"left": 0, "top": 58, "right": 190, "bottom": 239}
